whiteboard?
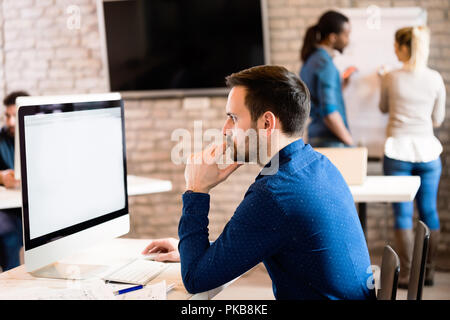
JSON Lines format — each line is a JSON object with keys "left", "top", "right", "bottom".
{"left": 334, "top": 7, "right": 427, "bottom": 158}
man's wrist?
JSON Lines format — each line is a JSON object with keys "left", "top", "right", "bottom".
{"left": 185, "top": 187, "right": 209, "bottom": 194}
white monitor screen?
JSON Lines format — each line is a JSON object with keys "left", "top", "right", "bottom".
{"left": 22, "top": 106, "right": 126, "bottom": 241}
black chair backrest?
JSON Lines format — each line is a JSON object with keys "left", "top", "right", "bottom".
{"left": 377, "top": 245, "right": 400, "bottom": 300}
{"left": 407, "top": 221, "right": 430, "bottom": 300}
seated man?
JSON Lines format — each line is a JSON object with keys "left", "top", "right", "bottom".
{"left": 0, "top": 91, "right": 29, "bottom": 271}
{"left": 142, "top": 66, "right": 375, "bottom": 300}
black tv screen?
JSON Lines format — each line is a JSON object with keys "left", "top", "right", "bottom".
{"left": 101, "top": 0, "right": 268, "bottom": 94}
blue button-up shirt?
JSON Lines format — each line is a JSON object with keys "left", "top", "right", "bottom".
{"left": 178, "top": 139, "right": 375, "bottom": 300}
{"left": 0, "top": 127, "right": 21, "bottom": 238}
{"left": 0, "top": 127, "right": 14, "bottom": 171}
{"left": 300, "top": 48, "right": 349, "bottom": 143}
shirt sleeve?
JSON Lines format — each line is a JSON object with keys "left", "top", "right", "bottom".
{"left": 379, "top": 73, "right": 390, "bottom": 114}
{"left": 178, "top": 187, "right": 289, "bottom": 294}
{"left": 432, "top": 73, "right": 446, "bottom": 128}
{"left": 317, "top": 67, "right": 341, "bottom": 116}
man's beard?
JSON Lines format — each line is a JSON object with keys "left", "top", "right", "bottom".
{"left": 226, "top": 127, "right": 264, "bottom": 165}
{"left": 229, "top": 136, "right": 257, "bottom": 164}
{"left": 7, "top": 127, "right": 14, "bottom": 138}
{"left": 335, "top": 45, "right": 345, "bottom": 54}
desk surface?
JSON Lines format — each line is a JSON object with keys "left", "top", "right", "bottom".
{"left": 0, "top": 238, "right": 230, "bottom": 300}
{"left": 0, "top": 175, "right": 172, "bottom": 210}
{"left": 1, "top": 175, "right": 419, "bottom": 208}
{"left": 349, "top": 175, "right": 421, "bottom": 203}
{"left": 0, "top": 176, "right": 420, "bottom": 299}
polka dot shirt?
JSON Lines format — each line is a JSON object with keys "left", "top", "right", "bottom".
{"left": 179, "top": 139, "right": 376, "bottom": 300}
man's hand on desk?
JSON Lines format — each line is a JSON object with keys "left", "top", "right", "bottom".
{"left": 142, "top": 237, "right": 180, "bottom": 262}
{"left": 0, "top": 169, "right": 20, "bottom": 189}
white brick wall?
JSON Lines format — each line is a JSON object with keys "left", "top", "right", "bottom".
{"left": 0, "top": 0, "right": 107, "bottom": 95}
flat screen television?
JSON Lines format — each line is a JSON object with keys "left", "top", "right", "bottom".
{"left": 98, "top": 0, "right": 270, "bottom": 97}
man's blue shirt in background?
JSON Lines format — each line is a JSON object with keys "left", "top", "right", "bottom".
{"left": 0, "top": 126, "right": 23, "bottom": 271}
{"left": 178, "top": 139, "right": 375, "bottom": 300}
{"left": 300, "top": 48, "right": 349, "bottom": 145}
{"left": 0, "top": 127, "right": 14, "bottom": 171}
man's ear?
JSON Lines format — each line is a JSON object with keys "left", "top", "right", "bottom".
{"left": 262, "top": 111, "right": 277, "bottom": 135}
{"left": 328, "top": 33, "right": 337, "bottom": 45}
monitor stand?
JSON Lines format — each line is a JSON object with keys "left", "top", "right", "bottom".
{"left": 30, "top": 262, "right": 109, "bottom": 280}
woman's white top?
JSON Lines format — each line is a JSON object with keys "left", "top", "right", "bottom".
{"left": 379, "top": 66, "right": 446, "bottom": 163}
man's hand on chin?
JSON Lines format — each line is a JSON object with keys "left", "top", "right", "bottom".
{"left": 184, "top": 142, "right": 242, "bottom": 194}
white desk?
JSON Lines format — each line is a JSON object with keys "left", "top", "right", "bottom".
{"left": 0, "top": 238, "right": 232, "bottom": 300}
{"left": 349, "top": 176, "right": 421, "bottom": 203}
{"left": 0, "top": 175, "right": 172, "bottom": 210}
{"left": 349, "top": 176, "right": 421, "bottom": 234}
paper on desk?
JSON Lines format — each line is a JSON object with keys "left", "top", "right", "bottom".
{"left": 0, "top": 279, "right": 115, "bottom": 300}
{"left": 107, "top": 280, "right": 168, "bottom": 300}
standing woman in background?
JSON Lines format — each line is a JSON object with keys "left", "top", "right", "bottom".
{"left": 379, "top": 26, "right": 446, "bottom": 288}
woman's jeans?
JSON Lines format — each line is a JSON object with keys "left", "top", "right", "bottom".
{"left": 383, "top": 155, "right": 441, "bottom": 231}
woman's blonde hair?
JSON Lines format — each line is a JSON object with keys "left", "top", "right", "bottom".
{"left": 395, "top": 25, "right": 430, "bottom": 71}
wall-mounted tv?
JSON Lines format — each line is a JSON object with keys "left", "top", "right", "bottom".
{"left": 98, "top": 0, "right": 270, "bottom": 97}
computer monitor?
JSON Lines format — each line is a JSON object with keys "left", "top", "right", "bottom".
{"left": 16, "top": 93, "right": 130, "bottom": 279}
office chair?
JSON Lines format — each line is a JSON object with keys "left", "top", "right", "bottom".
{"left": 377, "top": 245, "right": 400, "bottom": 300}
{"left": 407, "top": 221, "right": 430, "bottom": 300}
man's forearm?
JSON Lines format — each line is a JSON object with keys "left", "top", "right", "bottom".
{"left": 323, "top": 112, "right": 353, "bottom": 146}
{"left": 178, "top": 192, "right": 212, "bottom": 293}
{"left": 178, "top": 187, "right": 290, "bottom": 295}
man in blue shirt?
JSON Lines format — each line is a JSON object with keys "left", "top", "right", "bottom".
{"left": 142, "top": 66, "right": 375, "bottom": 299}
{"left": 0, "top": 91, "right": 28, "bottom": 271}
{"left": 300, "top": 10, "right": 354, "bottom": 147}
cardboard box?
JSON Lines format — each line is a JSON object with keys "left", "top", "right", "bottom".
{"left": 314, "top": 147, "right": 368, "bottom": 185}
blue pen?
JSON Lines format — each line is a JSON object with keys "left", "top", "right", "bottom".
{"left": 114, "top": 284, "right": 144, "bottom": 296}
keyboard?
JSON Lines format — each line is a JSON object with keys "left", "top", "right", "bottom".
{"left": 103, "top": 259, "right": 169, "bottom": 285}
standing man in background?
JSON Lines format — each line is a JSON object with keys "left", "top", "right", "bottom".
{"left": 0, "top": 91, "right": 29, "bottom": 271}
{"left": 300, "top": 10, "right": 354, "bottom": 147}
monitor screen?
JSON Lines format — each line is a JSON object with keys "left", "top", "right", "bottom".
{"left": 19, "top": 99, "right": 128, "bottom": 250}
{"left": 101, "top": 0, "right": 268, "bottom": 93}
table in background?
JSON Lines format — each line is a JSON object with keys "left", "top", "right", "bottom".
{"left": 349, "top": 176, "right": 421, "bottom": 235}
{"left": 0, "top": 175, "right": 172, "bottom": 210}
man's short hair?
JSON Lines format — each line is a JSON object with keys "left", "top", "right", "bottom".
{"left": 3, "top": 91, "right": 30, "bottom": 107}
{"left": 225, "top": 65, "right": 311, "bottom": 137}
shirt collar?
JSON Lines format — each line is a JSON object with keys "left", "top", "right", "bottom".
{"left": 277, "top": 138, "right": 306, "bottom": 160}
{"left": 257, "top": 139, "right": 307, "bottom": 177}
